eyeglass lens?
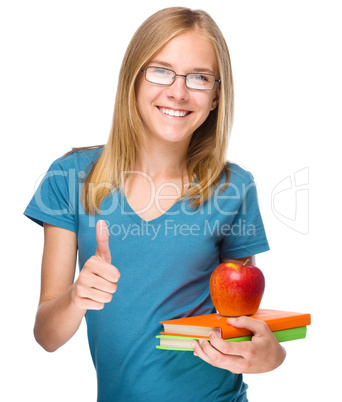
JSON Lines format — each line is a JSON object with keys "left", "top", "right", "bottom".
{"left": 145, "top": 67, "right": 216, "bottom": 90}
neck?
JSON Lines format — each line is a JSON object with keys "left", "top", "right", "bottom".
{"left": 134, "top": 137, "right": 190, "bottom": 180}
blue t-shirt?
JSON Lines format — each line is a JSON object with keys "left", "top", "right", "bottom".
{"left": 24, "top": 147, "right": 270, "bottom": 402}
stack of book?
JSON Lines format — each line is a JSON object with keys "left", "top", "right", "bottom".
{"left": 156, "top": 309, "right": 311, "bottom": 351}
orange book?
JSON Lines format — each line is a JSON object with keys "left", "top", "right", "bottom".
{"left": 160, "top": 309, "right": 311, "bottom": 339}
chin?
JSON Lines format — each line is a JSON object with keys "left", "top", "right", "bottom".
{"left": 161, "top": 133, "right": 192, "bottom": 144}
{"left": 147, "top": 128, "right": 192, "bottom": 145}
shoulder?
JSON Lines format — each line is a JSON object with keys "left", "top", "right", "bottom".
{"left": 221, "top": 161, "right": 255, "bottom": 188}
{"left": 208, "top": 162, "right": 257, "bottom": 209}
{"left": 48, "top": 146, "right": 104, "bottom": 173}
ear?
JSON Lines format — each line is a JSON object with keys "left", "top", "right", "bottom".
{"left": 211, "top": 97, "right": 219, "bottom": 111}
{"left": 211, "top": 88, "right": 220, "bottom": 111}
{"left": 211, "top": 100, "right": 218, "bottom": 110}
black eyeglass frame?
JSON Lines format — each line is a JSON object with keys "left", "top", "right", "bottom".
{"left": 140, "top": 66, "right": 221, "bottom": 91}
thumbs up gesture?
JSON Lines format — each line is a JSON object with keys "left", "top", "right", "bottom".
{"left": 73, "top": 220, "right": 120, "bottom": 310}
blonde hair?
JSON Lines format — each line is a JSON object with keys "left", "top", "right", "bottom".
{"left": 67, "top": 7, "right": 234, "bottom": 214}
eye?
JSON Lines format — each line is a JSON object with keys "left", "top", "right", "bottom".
{"left": 151, "top": 67, "right": 173, "bottom": 76}
{"left": 192, "top": 74, "right": 210, "bottom": 82}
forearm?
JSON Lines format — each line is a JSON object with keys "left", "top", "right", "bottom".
{"left": 34, "top": 284, "right": 86, "bottom": 352}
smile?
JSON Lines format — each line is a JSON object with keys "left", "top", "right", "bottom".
{"left": 158, "top": 107, "right": 191, "bottom": 118}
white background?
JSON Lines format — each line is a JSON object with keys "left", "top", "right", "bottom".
{"left": 1, "top": 0, "right": 341, "bottom": 401}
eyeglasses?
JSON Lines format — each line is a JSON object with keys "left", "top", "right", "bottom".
{"left": 140, "top": 66, "right": 220, "bottom": 91}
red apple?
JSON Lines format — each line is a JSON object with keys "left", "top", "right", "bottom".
{"left": 209, "top": 261, "right": 265, "bottom": 316}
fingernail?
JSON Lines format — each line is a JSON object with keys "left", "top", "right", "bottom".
{"left": 102, "top": 220, "right": 109, "bottom": 234}
{"left": 191, "top": 341, "right": 196, "bottom": 349}
{"left": 227, "top": 318, "right": 236, "bottom": 323}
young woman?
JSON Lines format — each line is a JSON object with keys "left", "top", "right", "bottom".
{"left": 24, "top": 7, "right": 285, "bottom": 401}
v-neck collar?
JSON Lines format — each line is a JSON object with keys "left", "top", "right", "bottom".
{"left": 118, "top": 190, "right": 184, "bottom": 225}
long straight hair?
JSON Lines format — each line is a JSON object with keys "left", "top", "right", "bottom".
{"left": 67, "top": 7, "right": 234, "bottom": 214}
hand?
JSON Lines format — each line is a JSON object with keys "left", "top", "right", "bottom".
{"left": 192, "top": 316, "right": 286, "bottom": 374}
{"left": 72, "top": 220, "right": 120, "bottom": 310}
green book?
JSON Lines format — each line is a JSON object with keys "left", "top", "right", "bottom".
{"left": 156, "top": 326, "right": 307, "bottom": 351}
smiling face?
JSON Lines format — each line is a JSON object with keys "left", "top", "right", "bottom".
{"left": 135, "top": 29, "right": 220, "bottom": 146}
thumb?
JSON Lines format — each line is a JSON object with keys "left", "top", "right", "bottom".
{"left": 95, "top": 220, "right": 111, "bottom": 264}
{"left": 227, "top": 316, "right": 269, "bottom": 337}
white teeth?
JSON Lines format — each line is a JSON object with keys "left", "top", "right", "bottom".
{"left": 161, "top": 108, "right": 187, "bottom": 117}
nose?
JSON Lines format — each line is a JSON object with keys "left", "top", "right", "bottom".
{"left": 166, "top": 75, "right": 189, "bottom": 102}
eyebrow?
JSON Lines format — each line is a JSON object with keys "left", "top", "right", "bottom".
{"left": 149, "top": 59, "right": 216, "bottom": 75}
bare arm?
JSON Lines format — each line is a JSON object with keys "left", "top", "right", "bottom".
{"left": 34, "top": 224, "right": 84, "bottom": 352}
{"left": 34, "top": 221, "right": 120, "bottom": 352}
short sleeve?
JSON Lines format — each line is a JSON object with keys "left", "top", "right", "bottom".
{"left": 23, "top": 157, "right": 78, "bottom": 232}
{"left": 219, "top": 175, "right": 270, "bottom": 259}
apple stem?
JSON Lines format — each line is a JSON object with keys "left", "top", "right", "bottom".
{"left": 244, "top": 259, "right": 250, "bottom": 266}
